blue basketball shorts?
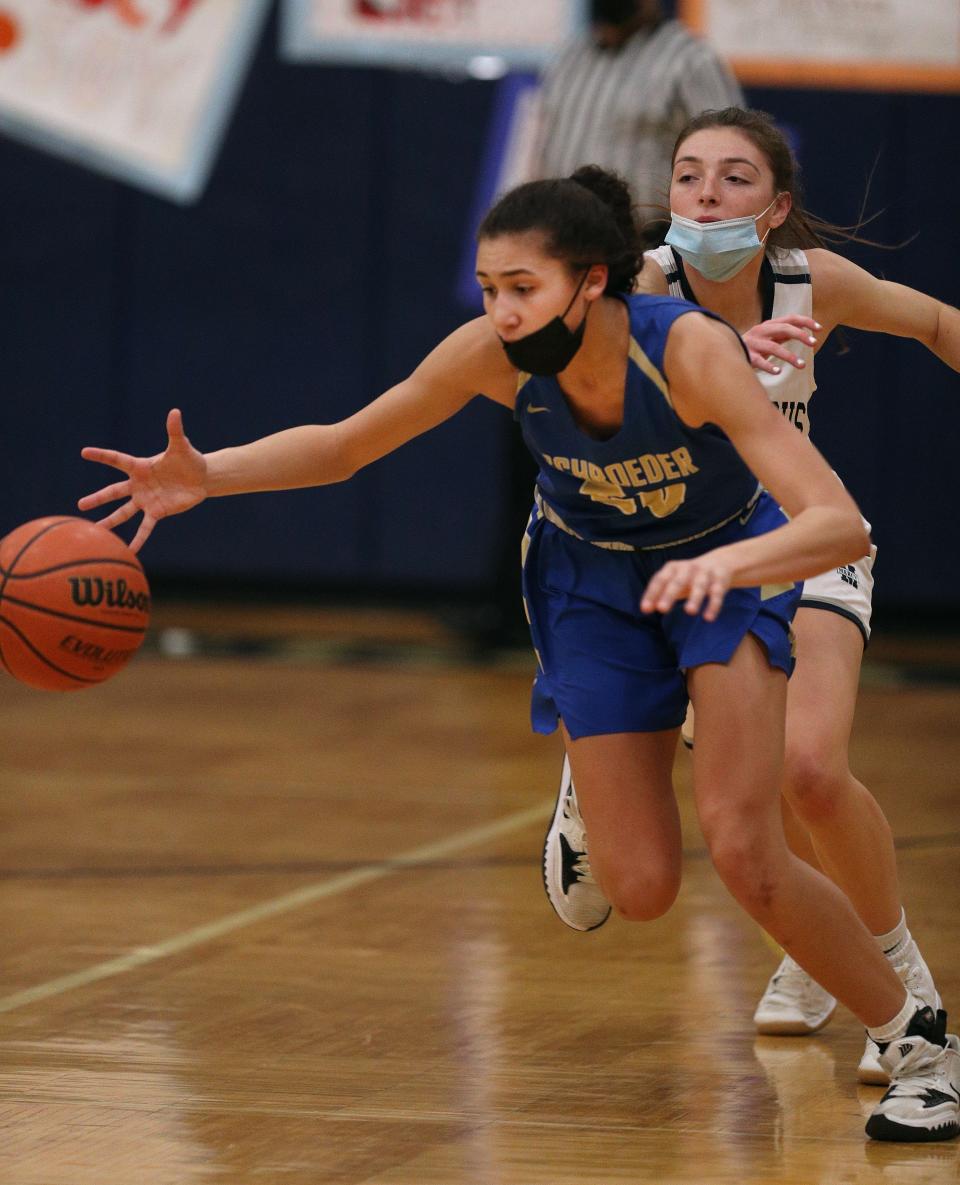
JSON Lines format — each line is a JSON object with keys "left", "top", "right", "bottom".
{"left": 520, "top": 491, "right": 801, "bottom": 740}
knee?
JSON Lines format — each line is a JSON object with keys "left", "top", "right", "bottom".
{"left": 603, "top": 862, "right": 681, "bottom": 923}
{"left": 706, "top": 828, "right": 783, "bottom": 920}
{"left": 783, "top": 746, "right": 846, "bottom": 825}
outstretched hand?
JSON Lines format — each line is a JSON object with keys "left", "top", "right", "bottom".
{"left": 640, "top": 550, "right": 734, "bottom": 622}
{"left": 742, "top": 314, "right": 820, "bottom": 374}
{"left": 78, "top": 408, "right": 208, "bottom": 553}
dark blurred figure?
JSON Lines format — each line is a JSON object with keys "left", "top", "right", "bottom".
{"left": 536, "top": 0, "right": 744, "bottom": 248}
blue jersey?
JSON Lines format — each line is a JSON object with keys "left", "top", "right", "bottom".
{"left": 515, "top": 294, "right": 758, "bottom": 549}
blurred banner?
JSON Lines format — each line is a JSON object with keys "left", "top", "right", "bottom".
{"left": 281, "top": 0, "right": 585, "bottom": 73}
{"left": 0, "top": 0, "right": 270, "bottom": 203}
{"left": 680, "top": 0, "right": 960, "bottom": 92}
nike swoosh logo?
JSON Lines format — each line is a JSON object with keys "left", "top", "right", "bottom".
{"left": 527, "top": 404, "right": 550, "bottom": 414}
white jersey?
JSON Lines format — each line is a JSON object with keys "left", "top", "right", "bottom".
{"left": 645, "top": 243, "right": 876, "bottom": 641}
{"left": 645, "top": 244, "right": 817, "bottom": 436}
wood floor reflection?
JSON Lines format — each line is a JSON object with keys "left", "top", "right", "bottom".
{"left": 1, "top": 603, "right": 958, "bottom": 1185}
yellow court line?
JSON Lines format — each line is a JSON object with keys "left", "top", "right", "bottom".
{"left": 0, "top": 799, "right": 555, "bottom": 1015}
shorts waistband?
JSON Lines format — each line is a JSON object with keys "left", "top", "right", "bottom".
{"left": 533, "top": 484, "right": 762, "bottom": 553}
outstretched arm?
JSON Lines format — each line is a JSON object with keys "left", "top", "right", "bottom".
{"left": 79, "top": 319, "right": 514, "bottom": 552}
{"left": 811, "top": 249, "right": 960, "bottom": 371}
{"left": 641, "top": 313, "right": 869, "bottom": 620}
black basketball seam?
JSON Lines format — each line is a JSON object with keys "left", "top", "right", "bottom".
{"left": 0, "top": 592, "right": 147, "bottom": 635}
{"left": 0, "top": 518, "right": 75, "bottom": 589}
{"left": 0, "top": 557, "right": 146, "bottom": 580}
{"left": 0, "top": 518, "right": 74, "bottom": 672}
{"left": 0, "top": 614, "right": 101, "bottom": 685}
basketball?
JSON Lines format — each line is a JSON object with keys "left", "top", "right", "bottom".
{"left": 0, "top": 516, "right": 150, "bottom": 692}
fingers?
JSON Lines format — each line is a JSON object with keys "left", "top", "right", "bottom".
{"left": 701, "top": 574, "right": 729, "bottom": 622}
{"left": 129, "top": 515, "right": 156, "bottom": 555}
{"left": 640, "top": 562, "right": 730, "bottom": 619}
{"left": 81, "top": 446, "right": 137, "bottom": 472}
{"left": 761, "top": 342, "right": 807, "bottom": 372}
{"left": 77, "top": 480, "right": 131, "bottom": 511}
{"left": 166, "top": 407, "right": 185, "bottom": 439}
{"left": 95, "top": 502, "right": 140, "bottom": 531}
{"left": 774, "top": 315, "right": 820, "bottom": 333}
{"left": 640, "top": 564, "right": 685, "bottom": 615}
{"left": 748, "top": 350, "right": 785, "bottom": 375}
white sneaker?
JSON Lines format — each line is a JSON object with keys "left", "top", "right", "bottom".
{"left": 542, "top": 754, "right": 610, "bottom": 932}
{"left": 753, "top": 954, "right": 837, "bottom": 1035}
{"left": 858, "top": 939, "right": 943, "bottom": 1085}
{"left": 865, "top": 1008, "right": 960, "bottom": 1142}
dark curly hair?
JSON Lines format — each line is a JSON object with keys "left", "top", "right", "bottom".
{"left": 477, "top": 165, "right": 645, "bottom": 294}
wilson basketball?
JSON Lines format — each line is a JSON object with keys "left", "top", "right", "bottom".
{"left": 0, "top": 516, "right": 150, "bottom": 692}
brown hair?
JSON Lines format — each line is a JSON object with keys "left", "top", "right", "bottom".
{"left": 672, "top": 107, "right": 885, "bottom": 250}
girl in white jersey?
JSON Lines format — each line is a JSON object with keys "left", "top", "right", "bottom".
{"left": 543, "top": 107, "right": 960, "bottom": 1090}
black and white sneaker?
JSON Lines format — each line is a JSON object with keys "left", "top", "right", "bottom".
{"left": 865, "top": 1008, "right": 960, "bottom": 1142}
{"left": 542, "top": 754, "right": 611, "bottom": 932}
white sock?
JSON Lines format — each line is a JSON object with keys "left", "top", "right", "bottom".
{"left": 866, "top": 992, "right": 920, "bottom": 1047}
{"left": 874, "top": 908, "right": 910, "bottom": 958}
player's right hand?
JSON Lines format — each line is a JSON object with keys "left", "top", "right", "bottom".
{"left": 78, "top": 408, "right": 207, "bottom": 554}
{"left": 742, "top": 314, "right": 820, "bottom": 375}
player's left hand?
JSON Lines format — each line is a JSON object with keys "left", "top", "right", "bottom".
{"left": 640, "top": 552, "right": 733, "bottom": 621}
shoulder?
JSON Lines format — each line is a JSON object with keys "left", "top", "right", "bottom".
{"left": 637, "top": 251, "right": 671, "bottom": 295}
{"left": 419, "top": 317, "right": 518, "bottom": 409}
{"left": 805, "top": 247, "right": 878, "bottom": 318}
{"left": 652, "top": 19, "right": 724, "bottom": 62}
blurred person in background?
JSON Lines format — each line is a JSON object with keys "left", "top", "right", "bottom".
{"left": 535, "top": 0, "right": 744, "bottom": 250}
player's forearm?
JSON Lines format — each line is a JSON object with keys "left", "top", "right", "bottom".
{"left": 714, "top": 507, "right": 870, "bottom": 588}
{"left": 205, "top": 424, "right": 354, "bottom": 497}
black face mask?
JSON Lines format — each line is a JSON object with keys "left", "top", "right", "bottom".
{"left": 500, "top": 271, "right": 590, "bottom": 376}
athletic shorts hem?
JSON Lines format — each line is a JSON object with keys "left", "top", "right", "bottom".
{"left": 798, "top": 597, "right": 870, "bottom": 646}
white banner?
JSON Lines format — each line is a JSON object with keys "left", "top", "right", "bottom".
{"left": 0, "top": 0, "right": 270, "bottom": 203}
{"left": 680, "top": 0, "right": 960, "bottom": 91}
{"left": 281, "top": 0, "right": 586, "bottom": 72}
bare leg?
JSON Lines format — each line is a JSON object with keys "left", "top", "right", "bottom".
{"left": 689, "top": 636, "right": 906, "bottom": 1028}
{"left": 783, "top": 609, "right": 901, "bottom": 935}
{"left": 562, "top": 724, "right": 683, "bottom": 921}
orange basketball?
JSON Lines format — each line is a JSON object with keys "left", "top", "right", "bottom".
{"left": 0, "top": 516, "right": 150, "bottom": 692}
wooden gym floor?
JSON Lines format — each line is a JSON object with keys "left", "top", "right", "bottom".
{"left": 0, "top": 601, "right": 958, "bottom": 1184}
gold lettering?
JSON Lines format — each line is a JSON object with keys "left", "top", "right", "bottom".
{"left": 657, "top": 452, "right": 679, "bottom": 480}
{"left": 624, "top": 458, "right": 647, "bottom": 487}
{"left": 673, "top": 447, "right": 698, "bottom": 476}
{"left": 639, "top": 454, "right": 664, "bottom": 484}
{"left": 579, "top": 476, "right": 637, "bottom": 516}
{"left": 638, "top": 483, "right": 686, "bottom": 518}
{"left": 571, "top": 458, "right": 589, "bottom": 480}
{"left": 605, "top": 462, "right": 629, "bottom": 486}
{"left": 554, "top": 456, "right": 571, "bottom": 472}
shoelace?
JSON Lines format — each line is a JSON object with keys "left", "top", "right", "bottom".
{"left": 892, "top": 954, "right": 938, "bottom": 1007}
{"left": 889, "top": 1041, "right": 951, "bottom": 1095}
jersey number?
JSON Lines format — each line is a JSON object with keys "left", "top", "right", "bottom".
{"left": 579, "top": 477, "right": 687, "bottom": 519}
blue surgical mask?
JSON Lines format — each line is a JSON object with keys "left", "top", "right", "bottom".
{"left": 665, "top": 195, "right": 781, "bottom": 282}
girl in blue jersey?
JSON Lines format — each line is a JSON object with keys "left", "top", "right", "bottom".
{"left": 547, "top": 109, "right": 960, "bottom": 1102}
{"left": 78, "top": 166, "right": 956, "bottom": 1142}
